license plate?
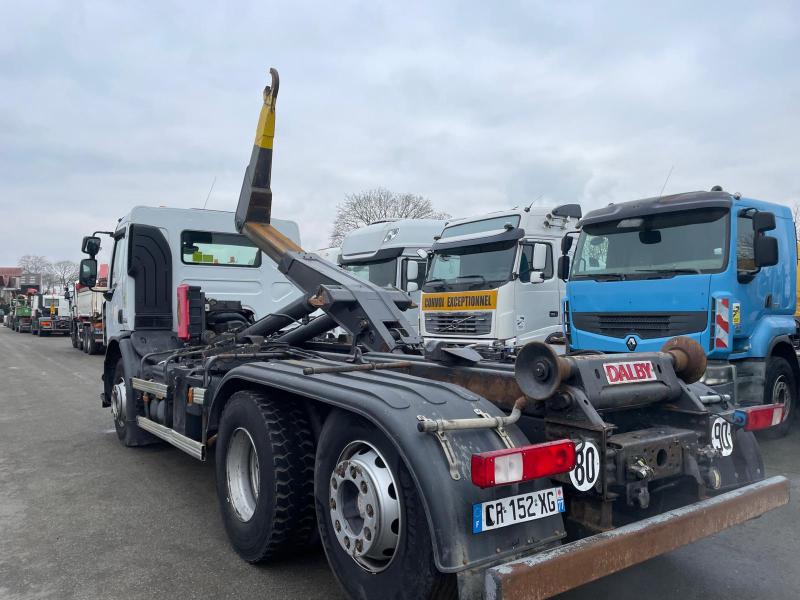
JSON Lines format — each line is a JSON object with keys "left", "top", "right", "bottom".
{"left": 472, "top": 486, "right": 564, "bottom": 534}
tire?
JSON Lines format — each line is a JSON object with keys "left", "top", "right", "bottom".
{"left": 109, "top": 360, "right": 150, "bottom": 446}
{"left": 86, "top": 332, "right": 96, "bottom": 354}
{"left": 82, "top": 329, "right": 90, "bottom": 353}
{"left": 215, "top": 390, "right": 316, "bottom": 562}
{"left": 760, "top": 356, "right": 796, "bottom": 438}
{"left": 315, "top": 411, "right": 455, "bottom": 600}
{"left": 71, "top": 327, "right": 79, "bottom": 349}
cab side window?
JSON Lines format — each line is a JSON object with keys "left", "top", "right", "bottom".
{"left": 519, "top": 242, "right": 553, "bottom": 282}
{"left": 110, "top": 234, "right": 126, "bottom": 287}
{"left": 737, "top": 214, "right": 756, "bottom": 273}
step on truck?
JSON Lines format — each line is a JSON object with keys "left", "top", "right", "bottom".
{"left": 66, "top": 263, "right": 109, "bottom": 353}
{"left": 77, "top": 71, "right": 788, "bottom": 600}
{"left": 561, "top": 188, "right": 799, "bottom": 436}
{"left": 30, "top": 293, "right": 71, "bottom": 337}
{"left": 420, "top": 205, "right": 581, "bottom": 360}
{"left": 339, "top": 218, "right": 446, "bottom": 334}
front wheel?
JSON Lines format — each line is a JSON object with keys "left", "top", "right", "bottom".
{"left": 215, "top": 390, "right": 316, "bottom": 562}
{"left": 761, "top": 356, "right": 796, "bottom": 438}
{"left": 315, "top": 411, "right": 455, "bottom": 600}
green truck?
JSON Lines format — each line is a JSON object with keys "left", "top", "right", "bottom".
{"left": 10, "top": 295, "right": 33, "bottom": 333}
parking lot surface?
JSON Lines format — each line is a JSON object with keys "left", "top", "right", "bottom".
{"left": 1, "top": 325, "right": 797, "bottom": 600}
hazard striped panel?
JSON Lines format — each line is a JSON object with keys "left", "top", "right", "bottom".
{"left": 714, "top": 298, "right": 730, "bottom": 349}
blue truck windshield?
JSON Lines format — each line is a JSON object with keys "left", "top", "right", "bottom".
{"left": 424, "top": 240, "right": 517, "bottom": 291}
{"left": 572, "top": 207, "right": 729, "bottom": 280}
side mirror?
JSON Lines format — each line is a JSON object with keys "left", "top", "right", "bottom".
{"left": 531, "top": 244, "right": 548, "bottom": 271}
{"left": 753, "top": 211, "right": 776, "bottom": 233}
{"left": 406, "top": 260, "right": 419, "bottom": 282}
{"left": 406, "top": 281, "right": 419, "bottom": 293}
{"left": 754, "top": 236, "right": 778, "bottom": 267}
{"left": 560, "top": 235, "right": 573, "bottom": 254}
{"left": 79, "top": 258, "right": 98, "bottom": 287}
{"left": 82, "top": 236, "right": 102, "bottom": 257}
{"left": 557, "top": 255, "right": 570, "bottom": 280}
{"left": 63, "top": 290, "right": 71, "bottom": 300}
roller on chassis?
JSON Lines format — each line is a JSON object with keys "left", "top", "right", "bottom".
{"left": 78, "top": 69, "right": 789, "bottom": 599}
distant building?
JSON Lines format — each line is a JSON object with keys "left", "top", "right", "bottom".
{"left": 0, "top": 269, "right": 42, "bottom": 305}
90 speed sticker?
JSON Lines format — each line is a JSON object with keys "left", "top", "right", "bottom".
{"left": 569, "top": 440, "right": 600, "bottom": 491}
{"left": 710, "top": 417, "right": 734, "bottom": 457}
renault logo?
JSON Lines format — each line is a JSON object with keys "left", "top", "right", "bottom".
{"left": 626, "top": 336, "right": 638, "bottom": 351}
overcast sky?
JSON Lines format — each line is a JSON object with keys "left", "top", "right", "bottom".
{"left": 1, "top": 1, "right": 798, "bottom": 266}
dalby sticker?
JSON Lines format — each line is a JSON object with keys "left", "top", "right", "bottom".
{"left": 603, "top": 361, "right": 657, "bottom": 385}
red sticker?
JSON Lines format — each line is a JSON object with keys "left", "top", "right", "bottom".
{"left": 603, "top": 361, "right": 657, "bottom": 385}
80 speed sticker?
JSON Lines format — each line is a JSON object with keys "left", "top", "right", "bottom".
{"left": 569, "top": 440, "right": 600, "bottom": 491}
{"left": 710, "top": 417, "right": 734, "bottom": 457}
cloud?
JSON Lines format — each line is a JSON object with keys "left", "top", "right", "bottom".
{"left": 0, "top": 1, "right": 798, "bottom": 265}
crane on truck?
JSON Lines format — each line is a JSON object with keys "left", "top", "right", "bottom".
{"left": 560, "top": 188, "right": 798, "bottom": 436}
{"left": 76, "top": 70, "right": 788, "bottom": 600}
{"left": 419, "top": 205, "right": 581, "bottom": 360}
{"left": 339, "top": 218, "right": 445, "bottom": 333}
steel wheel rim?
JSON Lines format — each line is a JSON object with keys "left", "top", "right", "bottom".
{"left": 329, "top": 441, "right": 401, "bottom": 573}
{"left": 773, "top": 375, "right": 791, "bottom": 418}
{"left": 226, "top": 427, "right": 260, "bottom": 522}
{"left": 111, "top": 382, "right": 126, "bottom": 429}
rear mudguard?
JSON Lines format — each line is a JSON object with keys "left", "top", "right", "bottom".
{"left": 210, "top": 359, "right": 566, "bottom": 573}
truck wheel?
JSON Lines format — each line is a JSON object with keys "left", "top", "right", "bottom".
{"left": 71, "top": 327, "right": 79, "bottom": 349}
{"left": 215, "top": 390, "right": 316, "bottom": 562}
{"left": 761, "top": 356, "right": 796, "bottom": 438}
{"left": 315, "top": 411, "right": 455, "bottom": 600}
{"left": 82, "top": 329, "right": 90, "bottom": 353}
{"left": 86, "top": 333, "right": 96, "bottom": 354}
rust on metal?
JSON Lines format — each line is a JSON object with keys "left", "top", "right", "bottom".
{"left": 486, "top": 475, "right": 789, "bottom": 600}
{"left": 242, "top": 221, "right": 304, "bottom": 264}
{"left": 661, "top": 336, "right": 707, "bottom": 384}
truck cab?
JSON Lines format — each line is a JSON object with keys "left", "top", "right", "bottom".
{"left": 31, "top": 293, "right": 71, "bottom": 336}
{"left": 420, "top": 205, "right": 581, "bottom": 359}
{"left": 338, "top": 218, "right": 445, "bottom": 333}
{"left": 100, "top": 206, "right": 301, "bottom": 344}
{"left": 563, "top": 189, "right": 797, "bottom": 433}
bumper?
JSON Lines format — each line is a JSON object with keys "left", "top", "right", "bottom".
{"left": 484, "top": 476, "right": 789, "bottom": 600}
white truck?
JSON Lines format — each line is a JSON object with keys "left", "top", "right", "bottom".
{"left": 339, "top": 218, "right": 446, "bottom": 333}
{"left": 420, "top": 205, "right": 581, "bottom": 360}
{"left": 68, "top": 264, "right": 109, "bottom": 354}
{"left": 89, "top": 205, "right": 301, "bottom": 357}
{"left": 30, "top": 293, "right": 71, "bottom": 337}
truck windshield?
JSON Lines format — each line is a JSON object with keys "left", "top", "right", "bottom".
{"left": 572, "top": 207, "right": 729, "bottom": 280}
{"left": 342, "top": 259, "right": 397, "bottom": 287}
{"left": 424, "top": 240, "right": 517, "bottom": 291}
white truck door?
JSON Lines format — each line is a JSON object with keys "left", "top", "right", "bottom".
{"left": 106, "top": 229, "right": 129, "bottom": 339}
{"left": 513, "top": 241, "right": 561, "bottom": 344}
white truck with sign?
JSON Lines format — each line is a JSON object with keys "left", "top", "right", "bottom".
{"left": 339, "top": 218, "right": 445, "bottom": 333}
{"left": 73, "top": 70, "right": 789, "bottom": 600}
{"left": 420, "top": 205, "right": 581, "bottom": 360}
{"left": 30, "top": 293, "right": 71, "bottom": 337}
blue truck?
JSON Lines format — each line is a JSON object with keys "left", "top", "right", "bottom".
{"left": 560, "top": 188, "right": 797, "bottom": 435}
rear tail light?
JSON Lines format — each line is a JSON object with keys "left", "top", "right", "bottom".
{"left": 41, "top": 321, "right": 51, "bottom": 327}
{"left": 734, "top": 404, "right": 784, "bottom": 431}
{"left": 471, "top": 439, "right": 576, "bottom": 488}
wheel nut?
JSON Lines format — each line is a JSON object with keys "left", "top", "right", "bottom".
{"left": 355, "top": 539, "right": 363, "bottom": 552}
{"left": 366, "top": 504, "right": 374, "bottom": 517}
{"left": 331, "top": 477, "right": 338, "bottom": 490}
{"left": 329, "top": 498, "right": 336, "bottom": 510}
{"left": 360, "top": 481, "right": 368, "bottom": 494}
{"left": 350, "top": 466, "right": 357, "bottom": 479}
{"left": 344, "top": 536, "right": 350, "bottom": 548}
{"left": 364, "top": 527, "right": 372, "bottom": 541}
{"left": 335, "top": 520, "right": 341, "bottom": 532}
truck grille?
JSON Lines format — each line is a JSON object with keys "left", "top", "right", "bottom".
{"left": 571, "top": 311, "right": 708, "bottom": 339}
{"left": 425, "top": 312, "right": 492, "bottom": 335}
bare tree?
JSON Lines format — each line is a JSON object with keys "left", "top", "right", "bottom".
{"left": 48, "top": 260, "right": 79, "bottom": 292}
{"left": 329, "top": 187, "right": 450, "bottom": 246}
{"left": 18, "top": 255, "right": 51, "bottom": 275}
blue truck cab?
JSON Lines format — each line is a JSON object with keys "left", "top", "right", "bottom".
{"left": 561, "top": 189, "right": 798, "bottom": 434}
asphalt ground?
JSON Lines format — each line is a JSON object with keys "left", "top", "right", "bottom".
{"left": 0, "top": 324, "right": 797, "bottom": 600}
